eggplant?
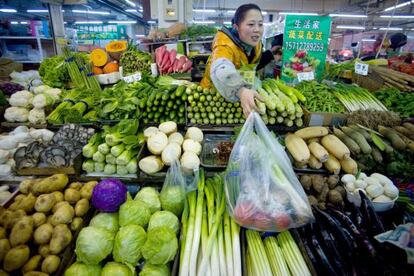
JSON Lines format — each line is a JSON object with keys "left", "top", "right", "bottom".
{"left": 297, "top": 226, "right": 324, "bottom": 275}
{"left": 359, "top": 190, "right": 385, "bottom": 235}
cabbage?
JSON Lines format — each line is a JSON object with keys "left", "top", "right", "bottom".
{"left": 101, "top": 262, "right": 135, "bottom": 276}
{"left": 119, "top": 199, "right": 151, "bottom": 228}
{"left": 92, "top": 178, "right": 127, "bottom": 212}
{"left": 64, "top": 262, "right": 101, "bottom": 276}
{"left": 139, "top": 263, "right": 170, "bottom": 276}
{"left": 142, "top": 226, "right": 178, "bottom": 265}
{"left": 160, "top": 186, "right": 185, "bottom": 216}
{"left": 113, "top": 225, "right": 147, "bottom": 266}
{"left": 148, "top": 211, "right": 179, "bottom": 235}
{"left": 89, "top": 212, "right": 119, "bottom": 233}
{"left": 75, "top": 226, "right": 114, "bottom": 265}
{"left": 135, "top": 187, "right": 161, "bottom": 214}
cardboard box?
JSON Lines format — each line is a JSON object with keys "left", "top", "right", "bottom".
{"left": 303, "top": 108, "right": 348, "bottom": 126}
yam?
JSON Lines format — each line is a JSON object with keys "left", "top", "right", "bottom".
{"left": 49, "top": 224, "right": 72, "bottom": 255}
{"left": 334, "top": 186, "right": 346, "bottom": 198}
{"left": 0, "top": 239, "right": 10, "bottom": 262}
{"left": 22, "top": 255, "right": 42, "bottom": 273}
{"left": 41, "top": 255, "right": 60, "bottom": 274}
{"left": 64, "top": 188, "right": 80, "bottom": 204}
{"left": 327, "top": 175, "right": 339, "bottom": 189}
{"left": 38, "top": 245, "right": 50, "bottom": 258}
{"left": 300, "top": 175, "right": 312, "bottom": 191}
{"left": 52, "top": 191, "right": 64, "bottom": 203}
{"left": 311, "top": 175, "right": 325, "bottom": 193}
{"left": 32, "top": 213, "right": 46, "bottom": 228}
{"left": 321, "top": 135, "right": 350, "bottom": 160}
{"left": 70, "top": 217, "right": 83, "bottom": 232}
{"left": 68, "top": 182, "right": 83, "bottom": 191}
{"left": 3, "top": 245, "right": 30, "bottom": 272}
{"left": 75, "top": 199, "right": 89, "bottom": 217}
{"left": 9, "top": 216, "right": 34, "bottom": 247}
{"left": 50, "top": 204, "right": 74, "bottom": 226}
{"left": 34, "top": 194, "right": 56, "bottom": 213}
{"left": 328, "top": 190, "right": 344, "bottom": 205}
{"left": 31, "top": 174, "right": 69, "bottom": 195}
{"left": 33, "top": 223, "right": 53, "bottom": 245}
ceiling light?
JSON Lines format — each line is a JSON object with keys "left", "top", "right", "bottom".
{"left": 336, "top": 25, "right": 365, "bottom": 30}
{"left": 125, "top": 0, "right": 136, "bottom": 7}
{"left": 20, "top": 21, "right": 28, "bottom": 24}
{"left": 108, "top": 20, "right": 136, "bottom": 24}
{"left": 224, "top": 21, "right": 232, "bottom": 25}
{"left": 136, "top": 34, "right": 145, "bottom": 37}
{"left": 227, "top": 10, "right": 235, "bottom": 14}
{"left": 262, "top": 11, "right": 268, "bottom": 15}
{"left": 193, "top": 20, "right": 215, "bottom": 24}
{"left": 379, "top": 27, "right": 403, "bottom": 31}
{"left": 75, "top": 21, "right": 103, "bottom": 24}
{"left": 72, "top": 10, "right": 110, "bottom": 15}
{"left": 380, "top": 15, "right": 414, "bottom": 19}
{"left": 148, "top": 20, "right": 156, "bottom": 24}
{"left": 193, "top": 9, "right": 216, "bottom": 13}
{"left": 279, "top": 12, "right": 319, "bottom": 16}
{"left": 27, "top": 9, "right": 48, "bottom": 13}
{"left": 126, "top": 9, "right": 137, "bottom": 12}
{"left": 383, "top": 1, "right": 413, "bottom": 12}
{"left": 362, "top": 39, "right": 376, "bottom": 42}
{"left": 11, "top": 21, "right": 18, "bottom": 24}
{"left": 264, "top": 22, "right": 272, "bottom": 26}
{"left": 0, "top": 9, "right": 16, "bottom": 13}
{"left": 329, "top": 13, "right": 367, "bottom": 18}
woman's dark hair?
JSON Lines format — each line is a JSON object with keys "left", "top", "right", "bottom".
{"left": 233, "top": 4, "right": 262, "bottom": 26}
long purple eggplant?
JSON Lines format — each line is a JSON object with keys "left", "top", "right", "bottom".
{"left": 359, "top": 190, "right": 385, "bottom": 235}
{"left": 297, "top": 226, "right": 322, "bottom": 274}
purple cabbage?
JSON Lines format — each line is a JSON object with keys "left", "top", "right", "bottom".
{"left": 0, "top": 82, "right": 24, "bottom": 95}
{"left": 91, "top": 178, "right": 127, "bottom": 212}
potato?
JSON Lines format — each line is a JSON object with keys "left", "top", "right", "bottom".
{"left": 33, "top": 223, "right": 53, "bottom": 245}
{"left": 49, "top": 224, "right": 72, "bottom": 255}
{"left": 2, "top": 209, "right": 26, "bottom": 230}
{"left": 15, "top": 194, "right": 26, "bottom": 202}
{"left": 22, "top": 255, "right": 42, "bottom": 273}
{"left": 9, "top": 193, "right": 36, "bottom": 213}
{"left": 24, "top": 272, "right": 48, "bottom": 276}
{"left": 41, "top": 255, "right": 60, "bottom": 274}
{"left": 38, "top": 245, "right": 50, "bottom": 258}
{"left": 0, "top": 239, "right": 10, "bottom": 262}
{"left": 31, "top": 174, "right": 69, "bottom": 195}
{"left": 75, "top": 199, "right": 89, "bottom": 217}
{"left": 70, "top": 217, "right": 83, "bottom": 232}
{"left": 0, "top": 227, "right": 5, "bottom": 239}
{"left": 34, "top": 194, "right": 56, "bottom": 213}
{"left": 46, "top": 215, "right": 53, "bottom": 225}
{"left": 0, "top": 211, "right": 12, "bottom": 228}
{"left": 9, "top": 216, "right": 34, "bottom": 247}
{"left": 64, "top": 188, "right": 80, "bottom": 204}
{"left": 80, "top": 181, "right": 97, "bottom": 200}
{"left": 32, "top": 213, "right": 46, "bottom": 228}
{"left": 68, "top": 182, "right": 83, "bottom": 191}
{"left": 50, "top": 204, "right": 74, "bottom": 226}
{"left": 0, "top": 269, "right": 9, "bottom": 276}
{"left": 52, "top": 201, "right": 70, "bottom": 213}
{"left": 52, "top": 191, "right": 63, "bottom": 203}
{"left": 3, "top": 245, "right": 30, "bottom": 272}
{"left": 19, "top": 179, "right": 39, "bottom": 194}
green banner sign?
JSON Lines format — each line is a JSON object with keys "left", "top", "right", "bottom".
{"left": 281, "top": 15, "right": 331, "bottom": 83}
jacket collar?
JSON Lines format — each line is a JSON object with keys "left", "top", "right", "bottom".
{"left": 219, "top": 27, "right": 257, "bottom": 63}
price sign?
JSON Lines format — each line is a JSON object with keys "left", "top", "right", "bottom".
{"left": 122, "top": 72, "right": 142, "bottom": 83}
{"left": 297, "top": 71, "right": 315, "bottom": 82}
{"left": 355, "top": 62, "right": 369, "bottom": 76}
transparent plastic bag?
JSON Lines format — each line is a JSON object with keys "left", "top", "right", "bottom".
{"left": 159, "top": 159, "right": 197, "bottom": 216}
{"left": 224, "top": 112, "right": 314, "bottom": 232}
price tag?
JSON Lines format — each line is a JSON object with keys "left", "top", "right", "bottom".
{"left": 355, "top": 62, "right": 369, "bottom": 76}
{"left": 297, "top": 71, "right": 315, "bottom": 82}
{"left": 122, "top": 72, "right": 142, "bottom": 83}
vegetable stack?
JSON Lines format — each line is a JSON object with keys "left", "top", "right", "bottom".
{"left": 0, "top": 175, "right": 96, "bottom": 274}
{"left": 286, "top": 126, "right": 356, "bottom": 175}
{"left": 375, "top": 87, "right": 414, "bottom": 118}
{"left": 333, "top": 83, "right": 387, "bottom": 112}
{"left": 67, "top": 184, "right": 180, "bottom": 275}
{"left": 179, "top": 174, "right": 242, "bottom": 276}
{"left": 120, "top": 48, "right": 152, "bottom": 76}
{"left": 139, "top": 123, "right": 203, "bottom": 175}
{"left": 82, "top": 119, "right": 144, "bottom": 176}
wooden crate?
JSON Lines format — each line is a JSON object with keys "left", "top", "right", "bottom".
{"left": 16, "top": 154, "right": 83, "bottom": 176}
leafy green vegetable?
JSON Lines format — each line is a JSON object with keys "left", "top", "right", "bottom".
{"left": 39, "top": 55, "right": 69, "bottom": 88}
{"left": 119, "top": 199, "right": 151, "bottom": 228}
{"left": 160, "top": 185, "right": 185, "bottom": 217}
{"left": 142, "top": 226, "right": 178, "bottom": 265}
{"left": 376, "top": 87, "right": 414, "bottom": 118}
{"left": 148, "top": 210, "right": 179, "bottom": 234}
{"left": 134, "top": 187, "right": 161, "bottom": 214}
{"left": 113, "top": 225, "right": 147, "bottom": 266}
{"left": 89, "top": 212, "right": 119, "bottom": 233}
{"left": 139, "top": 263, "right": 170, "bottom": 276}
{"left": 64, "top": 262, "right": 101, "bottom": 276}
{"left": 75, "top": 226, "right": 114, "bottom": 265}
{"left": 101, "top": 262, "right": 135, "bottom": 276}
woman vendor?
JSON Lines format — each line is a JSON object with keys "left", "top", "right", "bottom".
{"left": 201, "top": 3, "right": 279, "bottom": 117}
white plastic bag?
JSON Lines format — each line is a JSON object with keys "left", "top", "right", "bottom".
{"left": 224, "top": 112, "right": 314, "bottom": 232}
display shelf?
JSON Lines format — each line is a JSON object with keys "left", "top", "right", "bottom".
{"left": 0, "top": 36, "right": 53, "bottom": 40}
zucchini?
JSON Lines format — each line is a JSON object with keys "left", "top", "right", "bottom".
{"left": 340, "top": 157, "right": 358, "bottom": 174}
{"left": 295, "top": 127, "right": 329, "bottom": 140}
{"left": 332, "top": 127, "right": 361, "bottom": 155}
{"left": 308, "top": 142, "right": 329, "bottom": 163}
{"left": 341, "top": 126, "right": 372, "bottom": 154}
{"left": 321, "top": 135, "right": 350, "bottom": 160}
{"left": 378, "top": 126, "right": 406, "bottom": 150}
{"left": 285, "top": 134, "right": 310, "bottom": 163}
{"left": 324, "top": 154, "right": 341, "bottom": 175}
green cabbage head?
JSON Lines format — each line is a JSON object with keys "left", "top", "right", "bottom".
{"left": 101, "top": 262, "right": 135, "bottom": 276}
{"left": 139, "top": 263, "right": 170, "bottom": 276}
{"left": 142, "top": 226, "right": 178, "bottom": 265}
{"left": 89, "top": 212, "right": 119, "bottom": 233}
{"left": 64, "top": 262, "right": 101, "bottom": 276}
{"left": 135, "top": 187, "right": 161, "bottom": 214}
{"left": 148, "top": 210, "right": 179, "bottom": 235}
{"left": 75, "top": 226, "right": 114, "bottom": 265}
{"left": 113, "top": 225, "right": 147, "bottom": 266}
{"left": 119, "top": 199, "right": 151, "bottom": 228}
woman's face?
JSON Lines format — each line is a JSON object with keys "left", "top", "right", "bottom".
{"left": 234, "top": 9, "right": 264, "bottom": 47}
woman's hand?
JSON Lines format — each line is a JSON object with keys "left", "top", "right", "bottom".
{"left": 238, "top": 87, "right": 263, "bottom": 118}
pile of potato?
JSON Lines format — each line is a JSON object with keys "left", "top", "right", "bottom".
{"left": 0, "top": 174, "right": 97, "bottom": 275}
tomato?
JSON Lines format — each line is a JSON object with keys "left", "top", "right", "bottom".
{"left": 272, "top": 213, "right": 291, "bottom": 231}
{"left": 233, "top": 201, "right": 255, "bottom": 226}
{"left": 253, "top": 211, "right": 273, "bottom": 230}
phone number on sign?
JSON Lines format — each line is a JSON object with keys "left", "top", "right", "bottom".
{"left": 284, "top": 42, "right": 324, "bottom": 52}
